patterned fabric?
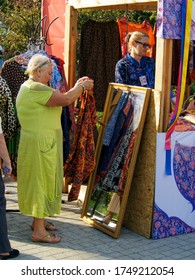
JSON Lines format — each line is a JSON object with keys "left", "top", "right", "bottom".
{"left": 0, "top": 76, "right": 17, "bottom": 140}
{"left": 115, "top": 53, "right": 155, "bottom": 88}
{"left": 50, "top": 55, "right": 76, "bottom": 163}
{"left": 103, "top": 92, "right": 128, "bottom": 146}
{"left": 79, "top": 19, "right": 122, "bottom": 111}
{"left": 173, "top": 141, "right": 195, "bottom": 210}
{"left": 98, "top": 94, "right": 130, "bottom": 173}
{"left": 96, "top": 94, "right": 135, "bottom": 192}
{"left": 102, "top": 112, "right": 134, "bottom": 193}
{"left": 153, "top": 204, "right": 194, "bottom": 239}
{"left": 102, "top": 123, "right": 134, "bottom": 192}
{"left": 117, "top": 129, "right": 137, "bottom": 191}
{"left": 1, "top": 59, "right": 28, "bottom": 101}
{"left": 50, "top": 55, "right": 76, "bottom": 132}
{"left": 156, "top": 0, "right": 195, "bottom": 40}
{"left": 1, "top": 59, "right": 28, "bottom": 176}
{"left": 64, "top": 90, "right": 97, "bottom": 201}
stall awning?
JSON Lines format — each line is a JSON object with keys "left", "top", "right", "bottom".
{"left": 67, "top": 0, "right": 157, "bottom": 10}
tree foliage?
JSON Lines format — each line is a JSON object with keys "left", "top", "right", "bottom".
{"left": 0, "top": 0, "right": 41, "bottom": 59}
{"left": 0, "top": 2, "right": 156, "bottom": 60}
{"left": 78, "top": 9, "right": 156, "bottom": 33}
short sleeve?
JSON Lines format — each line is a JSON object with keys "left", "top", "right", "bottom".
{"left": 29, "top": 82, "right": 55, "bottom": 105}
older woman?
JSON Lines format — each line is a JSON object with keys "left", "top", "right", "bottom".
{"left": 115, "top": 31, "right": 155, "bottom": 88}
{"left": 16, "top": 54, "right": 94, "bottom": 243}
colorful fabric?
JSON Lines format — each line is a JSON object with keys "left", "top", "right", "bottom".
{"left": 115, "top": 53, "right": 155, "bottom": 88}
{"left": 16, "top": 79, "right": 63, "bottom": 218}
{"left": 103, "top": 92, "right": 128, "bottom": 146}
{"left": 64, "top": 90, "right": 97, "bottom": 202}
{"left": 165, "top": 0, "right": 192, "bottom": 175}
{"left": 117, "top": 129, "right": 137, "bottom": 191}
{"left": 97, "top": 94, "right": 130, "bottom": 173}
{"left": 156, "top": 0, "right": 195, "bottom": 40}
{"left": 102, "top": 123, "right": 134, "bottom": 192}
{"left": 102, "top": 107, "right": 134, "bottom": 192}
{"left": 153, "top": 204, "right": 194, "bottom": 239}
{"left": 173, "top": 141, "right": 195, "bottom": 210}
{"left": 96, "top": 93, "right": 135, "bottom": 193}
{"left": 153, "top": 131, "right": 195, "bottom": 239}
{"left": 117, "top": 17, "right": 155, "bottom": 57}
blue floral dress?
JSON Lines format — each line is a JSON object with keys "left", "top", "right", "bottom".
{"left": 115, "top": 53, "right": 155, "bottom": 89}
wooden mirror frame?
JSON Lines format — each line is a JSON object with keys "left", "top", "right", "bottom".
{"left": 81, "top": 83, "right": 151, "bottom": 238}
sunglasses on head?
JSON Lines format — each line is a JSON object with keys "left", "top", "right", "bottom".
{"left": 39, "top": 58, "right": 52, "bottom": 68}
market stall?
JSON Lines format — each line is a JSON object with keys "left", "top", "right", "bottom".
{"left": 45, "top": 0, "right": 195, "bottom": 239}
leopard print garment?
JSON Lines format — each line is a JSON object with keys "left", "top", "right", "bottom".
{"left": 0, "top": 76, "right": 17, "bottom": 140}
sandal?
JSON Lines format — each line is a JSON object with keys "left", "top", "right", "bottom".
{"left": 31, "top": 221, "right": 57, "bottom": 231}
{"left": 32, "top": 232, "right": 61, "bottom": 243}
{"left": 45, "top": 221, "right": 57, "bottom": 231}
{"left": 102, "top": 214, "right": 113, "bottom": 225}
{"left": 0, "top": 249, "right": 20, "bottom": 260}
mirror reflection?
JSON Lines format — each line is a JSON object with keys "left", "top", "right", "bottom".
{"left": 87, "top": 190, "right": 121, "bottom": 230}
{"left": 82, "top": 83, "right": 151, "bottom": 238}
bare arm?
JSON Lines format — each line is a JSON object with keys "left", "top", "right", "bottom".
{"left": 0, "top": 133, "right": 12, "bottom": 175}
{"left": 46, "top": 77, "right": 94, "bottom": 107}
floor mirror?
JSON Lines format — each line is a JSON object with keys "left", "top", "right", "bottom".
{"left": 81, "top": 83, "right": 151, "bottom": 238}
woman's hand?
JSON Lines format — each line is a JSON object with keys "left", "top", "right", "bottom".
{"left": 75, "top": 77, "right": 94, "bottom": 91}
{"left": 2, "top": 161, "right": 12, "bottom": 177}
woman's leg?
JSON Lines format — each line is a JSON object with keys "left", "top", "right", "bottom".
{"left": 32, "top": 218, "right": 48, "bottom": 237}
{"left": 32, "top": 217, "right": 61, "bottom": 243}
{"left": 0, "top": 173, "right": 12, "bottom": 254}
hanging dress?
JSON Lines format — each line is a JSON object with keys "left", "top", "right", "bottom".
{"left": 79, "top": 19, "right": 122, "bottom": 111}
{"left": 64, "top": 90, "right": 97, "bottom": 201}
{"left": 0, "top": 76, "right": 17, "bottom": 140}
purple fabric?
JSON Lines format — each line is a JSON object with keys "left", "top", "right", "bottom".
{"left": 156, "top": 0, "right": 195, "bottom": 40}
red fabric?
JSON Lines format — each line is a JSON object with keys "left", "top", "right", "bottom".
{"left": 190, "top": 69, "right": 195, "bottom": 82}
{"left": 64, "top": 90, "right": 98, "bottom": 201}
{"left": 117, "top": 17, "right": 155, "bottom": 58}
{"left": 41, "top": 0, "right": 65, "bottom": 61}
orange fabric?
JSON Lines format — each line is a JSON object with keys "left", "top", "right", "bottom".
{"left": 117, "top": 16, "right": 155, "bottom": 57}
{"left": 41, "top": 0, "right": 65, "bottom": 61}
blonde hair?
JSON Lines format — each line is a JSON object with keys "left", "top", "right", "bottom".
{"left": 26, "top": 54, "right": 54, "bottom": 75}
{"left": 126, "top": 31, "right": 149, "bottom": 52}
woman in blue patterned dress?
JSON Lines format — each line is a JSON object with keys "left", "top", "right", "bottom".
{"left": 115, "top": 31, "right": 155, "bottom": 88}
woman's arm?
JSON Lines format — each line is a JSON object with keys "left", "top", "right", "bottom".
{"left": 46, "top": 77, "right": 94, "bottom": 107}
{"left": 0, "top": 133, "right": 12, "bottom": 175}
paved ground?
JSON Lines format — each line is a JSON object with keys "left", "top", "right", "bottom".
{"left": 5, "top": 182, "right": 195, "bottom": 260}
